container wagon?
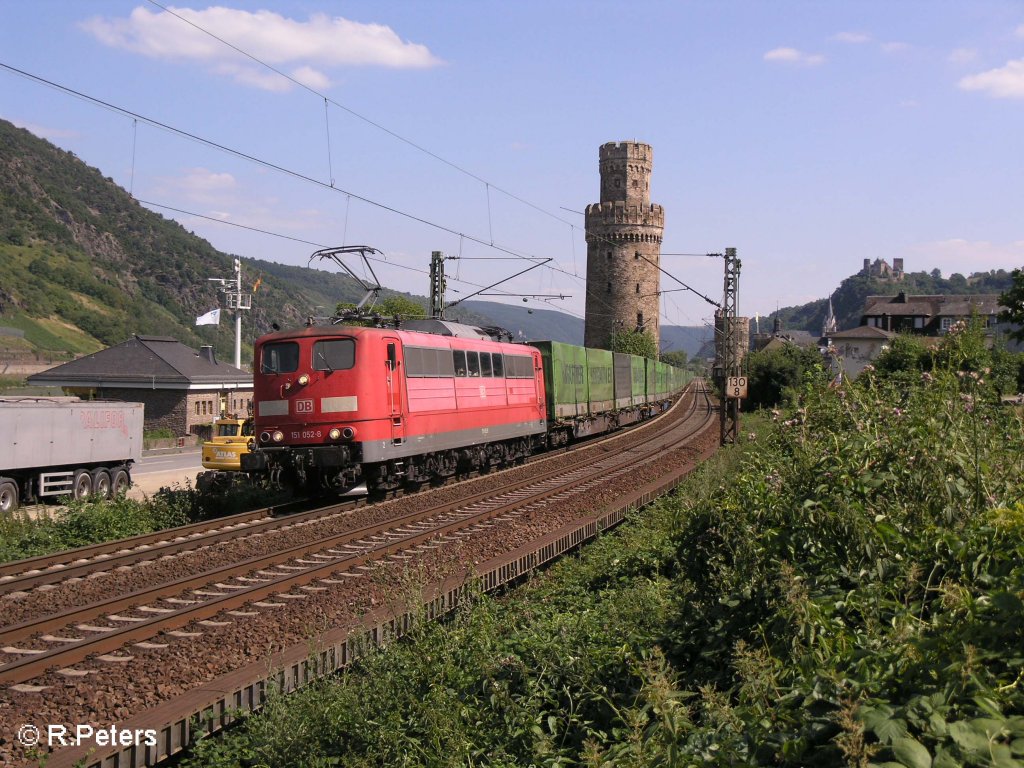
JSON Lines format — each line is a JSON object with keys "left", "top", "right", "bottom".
{"left": 0, "top": 397, "right": 143, "bottom": 513}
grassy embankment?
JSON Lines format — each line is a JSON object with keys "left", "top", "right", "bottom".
{"left": 0, "top": 485, "right": 279, "bottom": 564}
{"left": 181, "top": 334, "right": 1024, "bottom": 767}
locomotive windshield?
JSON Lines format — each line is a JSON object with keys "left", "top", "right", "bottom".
{"left": 312, "top": 338, "right": 355, "bottom": 372}
{"left": 261, "top": 342, "right": 299, "bottom": 374}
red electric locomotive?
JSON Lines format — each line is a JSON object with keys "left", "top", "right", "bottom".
{"left": 242, "top": 320, "right": 547, "bottom": 493}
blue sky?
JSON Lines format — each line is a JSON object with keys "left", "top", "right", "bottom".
{"left": 2, "top": 1, "right": 1023, "bottom": 331}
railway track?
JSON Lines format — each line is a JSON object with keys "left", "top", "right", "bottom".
{"left": 3, "top": 382, "right": 715, "bottom": 768}
{"left": 0, "top": 389, "right": 697, "bottom": 598}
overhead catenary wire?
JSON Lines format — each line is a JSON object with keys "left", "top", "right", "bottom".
{"left": 142, "top": 0, "right": 580, "bottom": 232}
{"left": 1, "top": 52, "right": 716, "bottom": 326}
{"left": 138, "top": 0, "right": 718, "bottom": 316}
{"left": 136, "top": 198, "right": 549, "bottom": 303}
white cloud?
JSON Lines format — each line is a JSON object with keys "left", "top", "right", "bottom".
{"left": 291, "top": 65, "right": 331, "bottom": 91}
{"left": 899, "top": 99, "right": 920, "bottom": 108}
{"left": 832, "top": 31, "right": 871, "bottom": 44}
{"left": 881, "top": 41, "right": 910, "bottom": 53}
{"left": 80, "top": 6, "right": 443, "bottom": 92}
{"left": 1017, "top": 24, "right": 1024, "bottom": 38}
{"left": 763, "top": 47, "right": 825, "bottom": 66}
{"left": 948, "top": 48, "right": 978, "bottom": 64}
{"left": 155, "top": 167, "right": 238, "bottom": 206}
{"left": 149, "top": 167, "right": 323, "bottom": 234}
{"left": 7, "top": 118, "right": 79, "bottom": 140}
{"left": 906, "top": 239, "right": 1024, "bottom": 275}
{"left": 959, "top": 59, "right": 1024, "bottom": 99}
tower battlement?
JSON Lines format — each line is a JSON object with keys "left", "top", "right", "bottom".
{"left": 585, "top": 201, "right": 665, "bottom": 231}
{"left": 598, "top": 141, "right": 653, "bottom": 206}
{"left": 598, "top": 141, "right": 652, "bottom": 162}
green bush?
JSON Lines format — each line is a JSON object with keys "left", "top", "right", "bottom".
{"left": 179, "top": 332, "right": 1024, "bottom": 765}
{"left": 0, "top": 494, "right": 193, "bottom": 563}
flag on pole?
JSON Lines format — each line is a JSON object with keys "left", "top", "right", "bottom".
{"left": 195, "top": 308, "right": 221, "bottom": 326}
{"left": 252, "top": 275, "right": 262, "bottom": 292}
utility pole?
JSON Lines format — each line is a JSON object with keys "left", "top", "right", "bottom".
{"left": 716, "top": 247, "right": 742, "bottom": 445}
{"left": 209, "top": 258, "right": 252, "bottom": 369}
{"left": 429, "top": 251, "right": 447, "bottom": 319}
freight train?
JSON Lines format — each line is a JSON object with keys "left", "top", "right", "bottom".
{"left": 241, "top": 319, "right": 692, "bottom": 494}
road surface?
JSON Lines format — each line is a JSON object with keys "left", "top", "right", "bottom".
{"left": 128, "top": 449, "right": 205, "bottom": 499}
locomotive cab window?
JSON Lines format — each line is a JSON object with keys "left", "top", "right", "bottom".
{"left": 261, "top": 341, "right": 299, "bottom": 374}
{"left": 312, "top": 338, "right": 355, "bottom": 372}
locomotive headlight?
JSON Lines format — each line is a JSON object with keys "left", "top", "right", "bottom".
{"left": 272, "top": 430, "right": 284, "bottom": 442}
{"left": 260, "top": 431, "right": 271, "bottom": 443}
{"left": 329, "top": 428, "right": 341, "bottom": 440}
{"left": 298, "top": 374, "right": 309, "bottom": 386}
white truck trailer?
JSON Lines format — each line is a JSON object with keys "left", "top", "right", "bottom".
{"left": 0, "top": 397, "right": 144, "bottom": 513}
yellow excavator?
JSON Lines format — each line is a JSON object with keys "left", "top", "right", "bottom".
{"left": 197, "top": 415, "right": 254, "bottom": 492}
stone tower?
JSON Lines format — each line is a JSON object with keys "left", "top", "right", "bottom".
{"left": 584, "top": 141, "right": 664, "bottom": 350}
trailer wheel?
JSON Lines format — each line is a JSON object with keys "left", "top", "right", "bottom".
{"left": 111, "top": 468, "right": 131, "bottom": 497}
{"left": 72, "top": 470, "right": 93, "bottom": 501}
{"left": 0, "top": 480, "right": 18, "bottom": 515}
{"left": 91, "top": 469, "right": 112, "bottom": 499}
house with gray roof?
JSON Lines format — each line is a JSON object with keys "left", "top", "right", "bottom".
{"left": 860, "top": 292, "right": 1001, "bottom": 335}
{"left": 27, "top": 336, "right": 252, "bottom": 438}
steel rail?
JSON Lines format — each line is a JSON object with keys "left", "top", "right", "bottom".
{"left": 1, "top": 387, "right": 709, "bottom": 685}
{"left": 0, "top": 389, "right": 692, "bottom": 593}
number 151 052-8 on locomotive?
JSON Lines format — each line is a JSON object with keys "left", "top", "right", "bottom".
{"left": 241, "top": 321, "right": 548, "bottom": 494}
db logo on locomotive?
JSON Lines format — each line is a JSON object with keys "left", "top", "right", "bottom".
{"left": 295, "top": 399, "right": 314, "bottom": 414}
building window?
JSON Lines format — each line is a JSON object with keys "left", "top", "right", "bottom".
{"left": 195, "top": 402, "right": 200, "bottom": 416}
{"left": 941, "top": 317, "right": 954, "bottom": 332}
{"left": 914, "top": 317, "right": 924, "bottom": 329}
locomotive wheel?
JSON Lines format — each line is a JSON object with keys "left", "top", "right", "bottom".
{"left": 0, "top": 480, "right": 18, "bottom": 515}
{"left": 72, "top": 470, "right": 93, "bottom": 500}
{"left": 111, "top": 467, "right": 131, "bottom": 496}
{"left": 91, "top": 468, "right": 112, "bottom": 499}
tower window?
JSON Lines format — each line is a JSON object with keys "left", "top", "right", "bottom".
{"left": 635, "top": 283, "right": 640, "bottom": 294}
{"left": 633, "top": 180, "right": 638, "bottom": 188}
{"left": 634, "top": 251, "right": 640, "bottom": 260}
{"left": 607, "top": 251, "right": 612, "bottom": 260}
{"left": 637, "top": 312, "right": 644, "bottom": 329}
{"left": 607, "top": 282, "right": 611, "bottom": 294}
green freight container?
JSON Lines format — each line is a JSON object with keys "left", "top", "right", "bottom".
{"left": 612, "top": 352, "right": 633, "bottom": 409}
{"left": 655, "top": 361, "right": 670, "bottom": 398}
{"left": 586, "top": 348, "right": 614, "bottom": 414}
{"left": 533, "top": 341, "right": 588, "bottom": 420}
{"left": 631, "top": 356, "right": 647, "bottom": 406}
{"left": 645, "top": 357, "right": 657, "bottom": 402}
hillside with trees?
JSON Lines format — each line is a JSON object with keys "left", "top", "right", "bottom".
{"left": 771, "top": 268, "right": 1014, "bottom": 336}
{"left": 0, "top": 118, "right": 709, "bottom": 364}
